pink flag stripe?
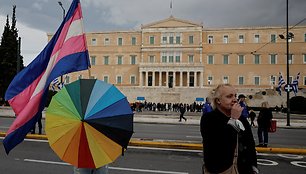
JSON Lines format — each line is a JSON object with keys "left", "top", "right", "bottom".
{"left": 51, "top": 5, "right": 82, "bottom": 59}
{"left": 55, "top": 35, "right": 87, "bottom": 65}
{"left": 8, "top": 73, "right": 44, "bottom": 115}
{"left": 7, "top": 90, "right": 44, "bottom": 134}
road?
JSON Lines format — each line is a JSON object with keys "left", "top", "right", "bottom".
{"left": 0, "top": 139, "right": 306, "bottom": 174}
{"left": 1, "top": 117, "right": 306, "bottom": 148}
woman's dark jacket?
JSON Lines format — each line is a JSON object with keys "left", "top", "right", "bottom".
{"left": 200, "top": 109, "right": 257, "bottom": 173}
{"left": 257, "top": 108, "right": 273, "bottom": 129}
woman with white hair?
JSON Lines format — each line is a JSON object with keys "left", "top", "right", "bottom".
{"left": 200, "top": 84, "right": 258, "bottom": 174}
{"left": 257, "top": 101, "right": 273, "bottom": 147}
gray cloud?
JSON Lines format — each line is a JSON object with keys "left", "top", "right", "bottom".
{"left": 1, "top": 0, "right": 305, "bottom": 32}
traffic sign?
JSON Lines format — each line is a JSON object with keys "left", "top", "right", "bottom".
{"left": 284, "top": 84, "right": 293, "bottom": 92}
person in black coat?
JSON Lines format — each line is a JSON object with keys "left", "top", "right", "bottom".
{"left": 257, "top": 101, "right": 273, "bottom": 147}
{"left": 200, "top": 84, "right": 258, "bottom": 174}
{"left": 179, "top": 104, "right": 187, "bottom": 122}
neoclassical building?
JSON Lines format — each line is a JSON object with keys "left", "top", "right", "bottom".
{"left": 49, "top": 16, "right": 306, "bottom": 105}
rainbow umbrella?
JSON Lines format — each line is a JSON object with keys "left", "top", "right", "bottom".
{"left": 45, "top": 79, "right": 134, "bottom": 168}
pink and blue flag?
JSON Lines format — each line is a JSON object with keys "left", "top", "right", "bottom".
{"left": 3, "top": 0, "right": 90, "bottom": 154}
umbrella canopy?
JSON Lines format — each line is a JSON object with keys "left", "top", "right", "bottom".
{"left": 46, "top": 79, "right": 134, "bottom": 168}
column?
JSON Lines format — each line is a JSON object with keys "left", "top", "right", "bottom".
{"left": 173, "top": 71, "right": 176, "bottom": 87}
{"left": 152, "top": 71, "right": 155, "bottom": 87}
{"left": 159, "top": 71, "right": 162, "bottom": 86}
{"left": 139, "top": 71, "right": 143, "bottom": 87}
{"left": 200, "top": 71, "right": 203, "bottom": 87}
{"left": 166, "top": 71, "right": 169, "bottom": 88}
{"left": 145, "top": 71, "right": 148, "bottom": 87}
{"left": 194, "top": 71, "right": 197, "bottom": 87}
{"left": 180, "top": 71, "right": 183, "bottom": 87}
{"left": 187, "top": 71, "right": 190, "bottom": 87}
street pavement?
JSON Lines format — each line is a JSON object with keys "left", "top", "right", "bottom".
{"left": 1, "top": 106, "right": 306, "bottom": 154}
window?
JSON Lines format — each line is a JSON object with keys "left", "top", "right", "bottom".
{"left": 223, "top": 76, "right": 229, "bottom": 84}
{"left": 254, "top": 55, "right": 260, "bottom": 64}
{"left": 104, "top": 38, "right": 110, "bottom": 45}
{"left": 304, "top": 54, "right": 306, "bottom": 63}
{"left": 189, "top": 35, "right": 194, "bottom": 44}
{"left": 288, "top": 54, "right": 293, "bottom": 64}
{"left": 169, "top": 56, "right": 174, "bottom": 63}
{"left": 130, "top": 55, "right": 136, "bottom": 65}
{"left": 208, "top": 36, "right": 214, "bottom": 44}
{"left": 304, "top": 33, "right": 306, "bottom": 42}
{"left": 162, "top": 36, "right": 167, "bottom": 44}
{"left": 176, "top": 36, "right": 180, "bottom": 44}
{"left": 239, "top": 35, "right": 244, "bottom": 43}
{"left": 149, "top": 55, "right": 155, "bottom": 63}
{"left": 130, "top": 76, "right": 136, "bottom": 85}
{"left": 116, "top": 76, "right": 122, "bottom": 84}
{"left": 223, "top": 35, "right": 229, "bottom": 43}
{"left": 238, "top": 55, "right": 244, "bottom": 64}
{"left": 270, "top": 76, "right": 276, "bottom": 85}
{"left": 78, "top": 75, "right": 83, "bottom": 79}
{"left": 254, "top": 76, "right": 260, "bottom": 85}
{"left": 90, "top": 56, "right": 96, "bottom": 65}
{"left": 223, "top": 55, "right": 229, "bottom": 64}
{"left": 169, "top": 36, "right": 174, "bottom": 44}
{"left": 162, "top": 55, "right": 167, "bottom": 63}
{"left": 238, "top": 76, "right": 244, "bottom": 85}
{"left": 271, "top": 34, "right": 276, "bottom": 43}
{"left": 118, "top": 37, "right": 123, "bottom": 46}
{"left": 91, "top": 38, "right": 97, "bottom": 45}
{"left": 149, "top": 36, "right": 155, "bottom": 44}
{"left": 131, "top": 37, "right": 136, "bottom": 45}
{"left": 104, "top": 56, "right": 109, "bottom": 65}
{"left": 208, "top": 55, "right": 214, "bottom": 64}
{"left": 208, "top": 76, "right": 213, "bottom": 85}
{"left": 304, "top": 76, "right": 306, "bottom": 85}
{"left": 175, "top": 55, "right": 180, "bottom": 62}
{"left": 188, "top": 55, "right": 194, "bottom": 63}
{"left": 270, "top": 54, "right": 277, "bottom": 64}
{"left": 117, "top": 56, "right": 123, "bottom": 65}
{"left": 103, "top": 76, "right": 109, "bottom": 83}
{"left": 254, "top": 34, "right": 260, "bottom": 43}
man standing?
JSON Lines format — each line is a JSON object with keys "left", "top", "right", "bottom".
{"left": 202, "top": 97, "right": 213, "bottom": 116}
{"left": 200, "top": 84, "right": 258, "bottom": 174}
{"left": 238, "top": 94, "right": 249, "bottom": 118}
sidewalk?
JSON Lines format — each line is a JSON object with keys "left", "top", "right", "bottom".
{"left": 1, "top": 106, "right": 306, "bottom": 154}
{"left": 1, "top": 106, "right": 306, "bottom": 128}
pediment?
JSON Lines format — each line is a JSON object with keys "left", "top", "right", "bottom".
{"left": 142, "top": 16, "right": 202, "bottom": 29}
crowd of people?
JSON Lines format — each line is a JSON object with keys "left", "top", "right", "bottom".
{"left": 130, "top": 101, "right": 204, "bottom": 113}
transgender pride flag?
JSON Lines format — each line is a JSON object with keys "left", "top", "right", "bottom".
{"left": 3, "top": 0, "right": 90, "bottom": 154}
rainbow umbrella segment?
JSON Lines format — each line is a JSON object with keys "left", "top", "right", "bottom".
{"left": 46, "top": 79, "right": 134, "bottom": 168}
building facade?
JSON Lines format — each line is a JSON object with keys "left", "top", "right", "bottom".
{"left": 49, "top": 16, "right": 306, "bottom": 106}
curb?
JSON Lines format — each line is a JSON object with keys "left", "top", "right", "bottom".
{"left": 1, "top": 132, "right": 306, "bottom": 155}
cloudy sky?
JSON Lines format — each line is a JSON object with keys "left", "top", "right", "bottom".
{"left": 0, "top": 0, "right": 306, "bottom": 65}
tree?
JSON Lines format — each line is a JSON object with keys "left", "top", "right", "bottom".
{"left": 0, "top": 5, "right": 24, "bottom": 103}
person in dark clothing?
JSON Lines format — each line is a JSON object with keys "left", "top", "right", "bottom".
{"left": 257, "top": 101, "right": 273, "bottom": 147}
{"left": 238, "top": 94, "right": 249, "bottom": 118}
{"left": 202, "top": 97, "right": 213, "bottom": 116}
{"left": 179, "top": 104, "right": 187, "bottom": 122}
{"left": 200, "top": 84, "right": 258, "bottom": 174}
{"left": 31, "top": 113, "right": 42, "bottom": 134}
{"left": 249, "top": 109, "right": 256, "bottom": 127}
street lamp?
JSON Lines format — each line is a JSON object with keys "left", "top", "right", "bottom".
{"left": 278, "top": 0, "right": 294, "bottom": 126}
{"left": 58, "top": 1, "right": 65, "bottom": 20}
